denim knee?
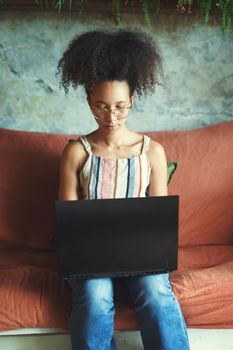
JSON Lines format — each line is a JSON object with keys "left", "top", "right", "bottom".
{"left": 144, "top": 272, "right": 176, "bottom": 304}
{"left": 124, "top": 273, "right": 190, "bottom": 350}
{"left": 125, "top": 272, "right": 175, "bottom": 308}
{"left": 67, "top": 276, "right": 115, "bottom": 316}
{"left": 66, "top": 277, "right": 116, "bottom": 350}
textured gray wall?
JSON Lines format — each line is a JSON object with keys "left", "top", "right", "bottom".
{"left": 0, "top": 11, "right": 232, "bottom": 134}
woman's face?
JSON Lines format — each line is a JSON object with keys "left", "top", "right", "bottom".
{"left": 86, "top": 80, "right": 134, "bottom": 133}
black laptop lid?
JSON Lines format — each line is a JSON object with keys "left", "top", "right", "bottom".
{"left": 55, "top": 195, "right": 179, "bottom": 279}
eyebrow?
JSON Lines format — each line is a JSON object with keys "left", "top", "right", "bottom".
{"left": 94, "top": 100, "right": 127, "bottom": 104}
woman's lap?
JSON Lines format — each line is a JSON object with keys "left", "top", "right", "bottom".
{"left": 67, "top": 272, "right": 173, "bottom": 300}
{"left": 66, "top": 273, "right": 190, "bottom": 350}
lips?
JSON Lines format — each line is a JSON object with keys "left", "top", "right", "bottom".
{"left": 103, "top": 124, "right": 119, "bottom": 129}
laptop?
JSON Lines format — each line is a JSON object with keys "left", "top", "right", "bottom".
{"left": 54, "top": 195, "right": 179, "bottom": 279}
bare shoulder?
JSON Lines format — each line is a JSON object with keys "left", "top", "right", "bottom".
{"left": 60, "top": 137, "right": 87, "bottom": 171}
{"left": 62, "top": 137, "right": 84, "bottom": 153}
{"left": 58, "top": 138, "right": 87, "bottom": 200}
{"left": 146, "top": 138, "right": 168, "bottom": 196}
{"left": 147, "top": 138, "right": 167, "bottom": 169}
{"left": 148, "top": 138, "right": 166, "bottom": 154}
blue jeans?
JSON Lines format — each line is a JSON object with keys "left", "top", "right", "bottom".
{"left": 66, "top": 272, "right": 190, "bottom": 350}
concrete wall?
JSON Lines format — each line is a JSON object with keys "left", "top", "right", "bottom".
{"left": 0, "top": 10, "right": 232, "bottom": 134}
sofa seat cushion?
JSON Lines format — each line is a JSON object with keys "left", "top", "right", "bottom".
{"left": 170, "top": 260, "right": 233, "bottom": 328}
{"left": 0, "top": 264, "right": 140, "bottom": 332}
{"left": 0, "top": 252, "right": 233, "bottom": 331}
{"left": 0, "top": 265, "right": 71, "bottom": 331}
{"left": 178, "top": 245, "right": 233, "bottom": 271}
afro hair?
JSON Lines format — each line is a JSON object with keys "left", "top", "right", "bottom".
{"left": 56, "top": 27, "right": 164, "bottom": 99}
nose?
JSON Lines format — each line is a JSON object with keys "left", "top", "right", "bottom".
{"left": 104, "top": 110, "right": 118, "bottom": 121}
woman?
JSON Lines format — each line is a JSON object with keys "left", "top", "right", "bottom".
{"left": 56, "top": 28, "right": 190, "bottom": 350}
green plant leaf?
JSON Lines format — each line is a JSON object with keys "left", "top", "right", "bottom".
{"left": 167, "top": 161, "right": 178, "bottom": 185}
{"left": 113, "top": 0, "right": 122, "bottom": 25}
{"left": 142, "top": 0, "right": 152, "bottom": 30}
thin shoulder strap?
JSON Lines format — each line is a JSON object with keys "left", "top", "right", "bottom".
{"left": 79, "top": 135, "right": 92, "bottom": 155}
{"left": 141, "top": 135, "right": 150, "bottom": 154}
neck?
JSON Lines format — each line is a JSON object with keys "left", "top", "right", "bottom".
{"left": 95, "top": 125, "right": 131, "bottom": 148}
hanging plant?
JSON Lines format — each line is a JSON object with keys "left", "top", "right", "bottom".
{"left": 113, "top": 0, "right": 122, "bottom": 25}
{"left": 176, "top": 0, "right": 233, "bottom": 34}
{"left": 0, "top": 0, "right": 232, "bottom": 34}
{"left": 112, "top": 0, "right": 233, "bottom": 34}
{"left": 111, "top": 0, "right": 160, "bottom": 29}
{"left": 142, "top": 0, "right": 152, "bottom": 29}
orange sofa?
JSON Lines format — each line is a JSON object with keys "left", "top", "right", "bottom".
{"left": 0, "top": 120, "right": 233, "bottom": 333}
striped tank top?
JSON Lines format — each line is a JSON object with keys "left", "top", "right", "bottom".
{"left": 70, "top": 134, "right": 152, "bottom": 200}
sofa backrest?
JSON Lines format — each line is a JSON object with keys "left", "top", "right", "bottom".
{"left": 147, "top": 121, "right": 233, "bottom": 247}
{"left": 0, "top": 121, "right": 232, "bottom": 250}
{"left": 0, "top": 128, "right": 76, "bottom": 250}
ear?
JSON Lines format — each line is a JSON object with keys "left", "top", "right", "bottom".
{"left": 131, "top": 95, "right": 135, "bottom": 106}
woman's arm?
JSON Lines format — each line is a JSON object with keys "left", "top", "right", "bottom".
{"left": 148, "top": 141, "right": 168, "bottom": 196}
{"left": 58, "top": 142, "right": 83, "bottom": 200}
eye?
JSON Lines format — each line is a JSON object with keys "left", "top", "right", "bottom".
{"left": 94, "top": 104, "right": 105, "bottom": 109}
